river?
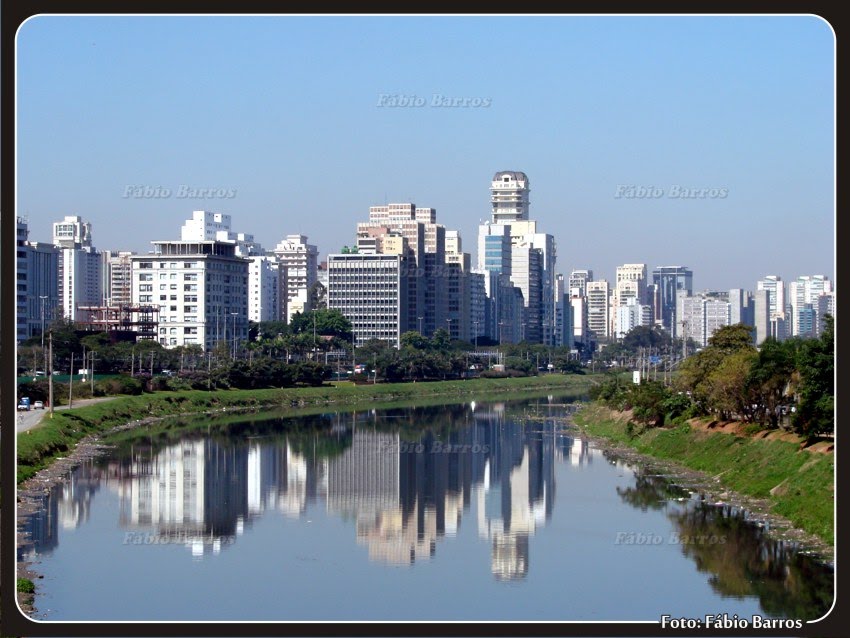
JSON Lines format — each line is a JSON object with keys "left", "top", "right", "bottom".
{"left": 18, "top": 394, "right": 833, "bottom": 622}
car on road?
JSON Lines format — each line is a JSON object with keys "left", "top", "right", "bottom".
{"left": 33, "top": 400, "right": 45, "bottom": 409}
{"left": 18, "top": 397, "right": 31, "bottom": 411}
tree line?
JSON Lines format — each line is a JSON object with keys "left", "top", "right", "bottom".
{"left": 591, "top": 317, "right": 834, "bottom": 438}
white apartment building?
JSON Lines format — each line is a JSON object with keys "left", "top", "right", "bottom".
{"left": 53, "top": 215, "right": 93, "bottom": 248}
{"left": 490, "top": 171, "right": 530, "bottom": 223}
{"left": 678, "top": 293, "right": 731, "bottom": 347}
{"left": 273, "top": 234, "right": 318, "bottom": 323}
{"left": 615, "top": 297, "right": 652, "bottom": 340}
{"left": 327, "top": 253, "right": 409, "bottom": 348}
{"left": 568, "top": 269, "right": 593, "bottom": 299}
{"left": 131, "top": 241, "right": 248, "bottom": 350}
{"left": 51, "top": 215, "right": 102, "bottom": 320}
{"left": 586, "top": 280, "right": 610, "bottom": 340}
{"left": 614, "top": 263, "right": 647, "bottom": 306}
{"left": 789, "top": 275, "right": 832, "bottom": 337}
{"left": 58, "top": 246, "right": 102, "bottom": 320}
{"left": 248, "top": 256, "right": 280, "bottom": 323}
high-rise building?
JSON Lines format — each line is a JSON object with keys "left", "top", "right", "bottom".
{"left": 357, "top": 202, "right": 458, "bottom": 337}
{"left": 24, "top": 239, "right": 60, "bottom": 342}
{"left": 58, "top": 246, "right": 102, "bottom": 321}
{"left": 678, "top": 291, "right": 732, "bottom": 348}
{"left": 17, "top": 218, "right": 30, "bottom": 342}
{"left": 51, "top": 215, "right": 103, "bottom": 321}
{"left": 327, "top": 253, "right": 410, "bottom": 348}
{"left": 490, "top": 171, "right": 530, "bottom": 223}
{"left": 586, "top": 280, "right": 610, "bottom": 340}
{"left": 273, "top": 234, "right": 319, "bottom": 324}
{"left": 614, "top": 264, "right": 647, "bottom": 307}
{"left": 445, "top": 231, "right": 474, "bottom": 341}
{"left": 554, "top": 274, "right": 573, "bottom": 348}
{"left": 568, "top": 270, "right": 593, "bottom": 299}
{"left": 101, "top": 250, "right": 136, "bottom": 306}
{"left": 570, "top": 295, "right": 587, "bottom": 348}
{"left": 248, "top": 256, "right": 280, "bottom": 323}
{"left": 652, "top": 266, "right": 693, "bottom": 338}
{"left": 131, "top": 240, "right": 249, "bottom": 350}
{"left": 816, "top": 292, "right": 835, "bottom": 336}
{"left": 479, "top": 172, "right": 555, "bottom": 344}
{"left": 510, "top": 242, "right": 543, "bottom": 343}
{"left": 789, "top": 275, "right": 832, "bottom": 337}
{"left": 754, "top": 289, "right": 771, "bottom": 346}
{"left": 728, "top": 288, "right": 755, "bottom": 328}
{"left": 53, "top": 215, "right": 92, "bottom": 248}
{"left": 756, "top": 275, "right": 788, "bottom": 341}
{"left": 615, "top": 297, "right": 652, "bottom": 340}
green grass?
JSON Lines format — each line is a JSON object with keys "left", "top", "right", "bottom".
{"left": 574, "top": 404, "right": 834, "bottom": 544}
{"left": 17, "top": 374, "right": 597, "bottom": 483}
{"left": 17, "top": 578, "right": 35, "bottom": 594}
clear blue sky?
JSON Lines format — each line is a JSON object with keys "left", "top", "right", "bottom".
{"left": 16, "top": 15, "right": 835, "bottom": 291}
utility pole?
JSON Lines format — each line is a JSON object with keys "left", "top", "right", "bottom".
{"left": 48, "top": 331, "right": 54, "bottom": 418}
{"left": 40, "top": 295, "right": 48, "bottom": 373}
{"left": 90, "top": 351, "right": 96, "bottom": 394}
{"left": 68, "top": 352, "right": 74, "bottom": 408}
{"left": 150, "top": 351, "right": 154, "bottom": 377}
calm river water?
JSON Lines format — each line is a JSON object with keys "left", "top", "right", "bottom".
{"left": 19, "top": 395, "right": 832, "bottom": 622}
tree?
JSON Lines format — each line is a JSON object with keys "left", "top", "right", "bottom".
{"left": 705, "top": 349, "right": 758, "bottom": 421}
{"left": 289, "top": 308, "right": 352, "bottom": 341}
{"left": 792, "top": 315, "right": 834, "bottom": 437}
{"left": 706, "top": 323, "right": 756, "bottom": 355}
{"left": 746, "top": 338, "right": 798, "bottom": 428}
{"left": 621, "top": 325, "right": 672, "bottom": 351}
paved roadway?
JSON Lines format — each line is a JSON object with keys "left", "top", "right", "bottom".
{"left": 13, "top": 397, "right": 117, "bottom": 433}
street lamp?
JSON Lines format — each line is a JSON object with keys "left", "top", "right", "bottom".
{"left": 473, "top": 320, "right": 479, "bottom": 351}
{"left": 446, "top": 318, "right": 452, "bottom": 340}
{"left": 418, "top": 316, "right": 424, "bottom": 335}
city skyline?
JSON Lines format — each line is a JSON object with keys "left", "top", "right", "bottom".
{"left": 16, "top": 15, "right": 835, "bottom": 291}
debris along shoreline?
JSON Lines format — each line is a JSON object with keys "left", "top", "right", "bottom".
{"left": 564, "top": 416, "right": 834, "bottom": 567}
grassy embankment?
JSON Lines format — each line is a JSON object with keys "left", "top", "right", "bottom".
{"left": 17, "top": 374, "right": 596, "bottom": 483}
{"left": 573, "top": 404, "right": 834, "bottom": 544}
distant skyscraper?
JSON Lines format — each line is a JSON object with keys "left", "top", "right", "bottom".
{"left": 652, "top": 266, "right": 693, "bottom": 338}
{"left": 479, "top": 172, "right": 555, "bottom": 344}
{"left": 53, "top": 215, "right": 92, "bottom": 248}
{"left": 614, "top": 263, "right": 647, "bottom": 307}
{"left": 615, "top": 297, "right": 652, "bottom": 340}
{"left": 816, "top": 292, "right": 835, "bottom": 336}
{"left": 568, "top": 269, "right": 592, "bottom": 298}
{"left": 754, "top": 289, "right": 771, "bottom": 345}
{"left": 756, "top": 275, "right": 788, "bottom": 341}
{"left": 586, "top": 280, "right": 610, "bottom": 340}
{"left": 789, "top": 275, "right": 832, "bottom": 337}
{"left": 490, "top": 171, "right": 530, "bottom": 223}
{"left": 728, "top": 288, "right": 755, "bottom": 328}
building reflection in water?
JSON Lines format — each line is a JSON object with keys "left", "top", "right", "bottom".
{"left": 24, "top": 403, "right": 587, "bottom": 578}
